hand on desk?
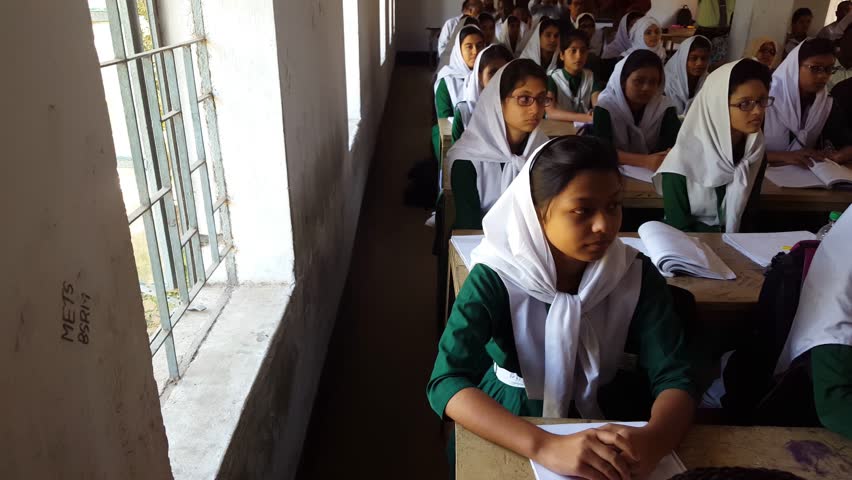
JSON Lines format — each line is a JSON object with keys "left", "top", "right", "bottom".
{"left": 827, "top": 146, "right": 852, "bottom": 165}
{"left": 768, "top": 150, "right": 818, "bottom": 168}
{"left": 596, "top": 423, "right": 670, "bottom": 479}
{"left": 534, "top": 428, "right": 638, "bottom": 480}
{"left": 644, "top": 150, "right": 670, "bottom": 172}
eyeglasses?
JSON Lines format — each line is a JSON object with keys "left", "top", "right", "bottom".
{"left": 801, "top": 64, "right": 841, "bottom": 75}
{"left": 758, "top": 47, "right": 776, "bottom": 55}
{"left": 508, "top": 95, "right": 553, "bottom": 107}
{"left": 729, "top": 96, "right": 775, "bottom": 112}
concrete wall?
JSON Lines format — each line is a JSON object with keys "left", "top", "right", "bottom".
{"left": 0, "top": 0, "right": 172, "bottom": 478}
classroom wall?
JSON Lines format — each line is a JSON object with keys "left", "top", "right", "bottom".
{"left": 0, "top": 0, "right": 172, "bottom": 478}
{"left": 792, "top": 0, "right": 832, "bottom": 35}
{"left": 729, "top": 0, "right": 798, "bottom": 61}
{"left": 648, "top": 0, "right": 699, "bottom": 25}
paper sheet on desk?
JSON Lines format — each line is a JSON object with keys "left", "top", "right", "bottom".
{"left": 620, "top": 165, "right": 655, "bottom": 183}
{"left": 450, "top": 235, "right": 485, "bottom": 269}
{"left": 531, "top": 422, "right": 686, "bottom": 480}
{"left": 722, "top": 231, "right": 816, "bottom": 267}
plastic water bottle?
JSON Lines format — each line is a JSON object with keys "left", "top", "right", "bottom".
{"left": 816, "top": 211, "right": 842, "bottom": 240}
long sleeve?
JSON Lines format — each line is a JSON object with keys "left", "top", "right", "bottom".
{"left": 661, "top": 173, "right": 722, "bottom": 233}
{"left": 811, "top": 344, "right": 852, "bottom": 439}
{"left": 822, "top": 103, "right": 852, "bottom": 149}
{"left": 592, "top": 106, "right": 614, "bottom": 141}
{"left": 435, "top": 78, "right": 454, "bottom": 119}
{"left": 437, "top": 17, "right": 456, "bottom": 58}
{"left": 657, "top": 106, "right": 682, "bottom": 151}
{"left": 452, "top": 106, "right": 466, "bottom": 142}
{"left": 451, "top": 160, "right": 484, "bottom": 230}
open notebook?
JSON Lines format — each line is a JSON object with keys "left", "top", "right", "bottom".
{"left": 619, "top": 222, "right": 736, "bottom": 280}
{"left": 619, "top": 165, "right": 655, "bottom": 184}
{"left": 531, "top": 422, "right": 686, "bottom": 480}
{"left": 722, "top": 231, "right": 816, "bottom": 267}
{"left": 765, "top": 161, "right": 852, "bottom": 189}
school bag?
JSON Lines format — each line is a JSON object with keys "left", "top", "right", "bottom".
{"left": 675, "top": 5, "right": 694, "bottom": 27}
{"left": 721, "top": 240, "right": 822, "bottom": 426}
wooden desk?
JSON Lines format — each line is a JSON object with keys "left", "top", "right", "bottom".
{"left": 456, "top": 418, "right": 852, "bottom": 480}
{"left": 623, "top": 177, "right": 852, "bottom": 213}
{"left": 438, "top": 118, "right": 454, "bottom": 192}
{"left": 449, "top": 232, "right": 764, "bottom": 312}
{"left": 540, "top": 118, "right": 577, "bottom": 137}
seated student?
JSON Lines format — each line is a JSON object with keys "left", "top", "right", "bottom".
{"left": 664, "top": 35, "right": 712, "bottom": 116}
{"left": 453, "top": 44, "right": 515, "bottom": 141}
{"left": 743, "top": 37, "right": 779, "bottom": 71}
{"left": 433, "top": 26, "right": 486, "bottom": 161}
{"left": 513, "top": 3, "right": 533, "bottom": 33}
{"left": 577, "top": 12, "right": 604, "bottom": 58}
{"left": 478, "top": 12, "right": 498, "bottom": 45}
{"left": 428, "top": 135, "right": 696, "bottom": 478}
{"left": 818, "top": 0, "right": 852, "bottom": 41}
{"left": 530, "top": 0, "right": 562, "bottom": 20}
{"left": 496, "top": 14, "right": 523, "bottom": 52}
{"left": 594, "top": 50, "right": 681, "bottom": 171}
{"left": 446, "top": 59, "right": 549, "bottom": 229}
{"left": 622, "top": 16, "right": 666, "bottom": 61}
{"left": 829, "top": 25, "right": 852, "bottom": 91}
{"left": 437, "top": 16, "right": 481, "bottom": 74}
{"left": 545, "top": 30, "right": 604, "bottom": 123}
{"left": 439, "top": 0, "right": 485, "bottom": 59}
{"left": 765, "top": 38, "right": 852, "bottom": 168}
{"left": 516, "top": 17, "right": 561, "bottom": 73}
{"left": 655, "top": 59, "right": 771, "bottom": 233}
{"left": 783, "top": 8, "right": 812, "bottom": 59}
{"left": 601, "top": 10, "right": 644, "bottom": 61}
{"left": 567, "top": 0, "right": 587, "bottom": 28}
{"left": 830, "top": 76, "right": 852, "bottom": 125}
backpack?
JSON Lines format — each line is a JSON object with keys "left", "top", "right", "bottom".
{"left": 721, "top": 240, "right": 821, "bottom": 426}
{"left": 675, "top": 5, "right": 694, "bottom": 27}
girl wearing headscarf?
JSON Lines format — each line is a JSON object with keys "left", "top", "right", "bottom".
{"left": 622, "top": 16, "right": 666, "bottom": 61}
{"left": 577, "top": 12, "right": 604, "bottom": 57}
{"left": 744, "top": 36, "right": 780, "bottom": 70}
{"left": 664, "top": 35, "right": 712, "bottom": 116}
{"left": 432, "top": 25, "right": 486, "bottom": 161}
{"left": 428, "top": 135, "right": 696, "bottom": 478}
{"left": 593, "top": 50, "right": 681, "bottom": 171}
{"left": 446, "top": 59, "right": 550, "bottom": 229}
{"left": 516, "top": 17, "right": 561, "bottom": 73}
{"left": 601, "top": 11, "right": 644, "bottom": 60}
{"left": 765, "top": 38, "right": 852, "bottom": 168}
{"left": 453, "top": 44, "right": 515, "bottom": 141}
{"left": 654, "top": 59, "right": 771, "bottom": 233}
{"left": 496, "top": 14, "right": 524, "bottom": 52}
{"left": 545, "top": 29, "right": 604, "bottom": 123}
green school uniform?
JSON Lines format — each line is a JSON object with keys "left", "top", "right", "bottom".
{"left": 433, "top": 79, "right": 455, "bottom": 161}
{"left": 450, "top": 159, "right": 488, "bottom": 230}
{"left": 427, "top": 259, "right": 697, "bottom": 421}
{"left": 810, "top": 344, "right": 852, "bottom": 439}
{"left": 546, "top": 70, "right": 605, "bottom": 109}
{"left": 660, "top": 173, "right": 727, "bottom": 233}
{"left": 591, "top": 106, "right": 681, "bottom": 152}
{"left": 452, "top": 105, "right": 465, "bottom": 142}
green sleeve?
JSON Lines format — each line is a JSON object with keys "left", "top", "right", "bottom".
{"left": 811, "top": 344, "right": 852, "bottom": 439}
{"left": 657, "top": 107, "right": 682, "bottom": 151}
{"left": 661, "top": 173, "right": 721, "bottom": 233}
{"left": 592, "top": 107, "right": 614, "bottom": 141}
{"left": 427, "top": 264, "right": 510, "bottom": 419}
{"left": 822, "top": 104, "right": 852, "bottom": 149}
{"left": 435, "top": 79, "right": 454, "bottom": 119}
{"left": 452, "top": 106, "right": 465, "bottom": 142}
{"left": 547, "top": 76, "right": 558, "bottom": 95}
{"left": 630, "top": 256, "right": 697, "bottom": 398}
{"left": 451, "top": 160, "right": 483, "bottom": 230}
{"left": 593, "top": 79, "right": 606, "bottom": 93}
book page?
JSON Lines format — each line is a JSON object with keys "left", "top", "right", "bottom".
{"left": 638, "top": 221, "right": 709, "bottom": 267}
{"left": 530, "top": 422, "right": 686, "bottom": 480}
{"left": 810, "top": 160, "right": 852, "bottom": 187}
{"left": 765, "top": 165, "right": 825, "bottom": 189}
{"left": 620, "top": 165, "right": 655, "bottom": 184}
{"left": 722, "top": 231, "right": 816, "bottom": 267}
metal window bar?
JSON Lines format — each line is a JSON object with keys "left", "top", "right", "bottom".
{"left": 96, "top": 0, "right": 236, "bottom": 380}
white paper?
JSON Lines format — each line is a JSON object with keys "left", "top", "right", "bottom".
{"left": 766, "top": 165, "right": 826, "bottom": 188}
{"left": 811, "top": 160, "right": 852, "bottom": 187}
{"left": 619, "top": 237, "right": 650, "bottom": 258}
{"left": 722, "top": 231, "right": 817, "bottom": 267}
{"left": 620, "top": 165, "right": 655, "bottom": 184}
{"left": 530, "top": 422, "right": 686, "bottom": 480}
{"left": 450, "top": 234, "right": 484, "bottom": 269}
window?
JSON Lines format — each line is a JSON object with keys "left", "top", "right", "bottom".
{"left": 89, "top": 0, "right": 235, "bottom": 383}
{"left": 343, "top": 0, "right": 361, "bottom": 146}
{"left": 380, "top": 0, "right": 387, "bottom": 64}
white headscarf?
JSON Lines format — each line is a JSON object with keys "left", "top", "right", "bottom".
{"left": 764, "top": 42, "right": 834, "bottom": 151}
{"left": 516, "top": 19, "right": 559, "bottom": 73}
{"left": 653, "top": 60, "right": 766, "bottom": 233}
{"left": 576, "top": 13, "right": 603, "bottom": 56}
{"left": 776, "top": 205, "right": 852, "bottom": 374}
{"left": 461, "top": 44, "right": 498, "bottom": 109}
{"left": 602, "top": 13, "right": 636, "bottom": 59}
{"left": 549, "top": 68, "right": 596, "bottom": 113}
{"left": 470, "top": 144, "right": 644, "bottom": 418}
{"left": 496, "top": 16, "right": 527, "bottom": 53}
{"left": 664, "top": 35, "right": 710, "bottom": 116}
{"left": 446, "top": 60, "right": 549, "bottom": 214}
{"left": 622, "top": 16, "right": 667, "bottom": 61}
{"left": 435, "top": 26, "right": 482, "bottom": 107}
{"left": 596, "top": 52, "right": 674, "bottom": 153}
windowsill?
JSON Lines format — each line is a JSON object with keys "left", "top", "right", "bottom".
{"left": 159, "top": 283, "right": 294, "bottom": 479}
{"left": 348, "top": 117, "right": 362, "bottom": 149}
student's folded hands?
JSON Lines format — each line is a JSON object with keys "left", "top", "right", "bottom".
{"left": 535, "top": 427, "right": 639, "bottom": 480}
{"left": 596, "top": 423, "right": 672, "bottom": 480}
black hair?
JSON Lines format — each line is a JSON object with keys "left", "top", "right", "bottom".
{"left": 507, "top": 14, "right": 521, "bottom": 25}
{"left": 478, "top": 12, "right": 496, "bottom": 25}
{"left": 792, "top": 8, "right": 813, "bottom": 23}
{"left": 689, "top": 36, "right": 712, "bottom": 53}
{"left": 462, "top": 0, "right": 481, "bottom": 11}
{"left": 620, "top": 50, "right": 663, "bottom": 90}
{"left": 798, "top": 37, "right": 835, "bottom": 63}
{"left": 479, "top": 44, "right": 514, "bottom": 75}
{"left": 840, "top": 1, "right": 852, "bottom": 15}
{"left": 539, "top": 17, "right": 560, "bottom": 36}
{"left": 458, "top": 25, "right": 484, "bottom": 46}
{"left": 625, "top": 11, "right": 644, "bottom": 29}
{"left": 668, "top": 467, "right": 805, "bottom": 480}
{"left": 728, "top": 59, "right": 772, "bottom": 96}
{"left": 499, "top": 59, "right": 547, "bottom": 99}
{"left": 578, "top": 14, "right": 596, "bottom": 28}
{"left": 462, "top": 16, "right": 480, "bottom": 27}
{"left": 530, "top": 136, "right": 620, "bottom": 216}
{"left": 560, "top": 29, "right": 590, "bottom": 54}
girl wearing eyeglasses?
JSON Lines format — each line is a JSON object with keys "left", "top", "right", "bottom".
{"left": 446, "top": 59, "right": 549, "bottom": 230}
{"left": 654, "top": 59, "right": 772, "bottom": 233}
{"left": 744, "top": 37, "right": 779, "bottom": 71}
{"left": 429, "top": 135, "right": 696, "bottom": 479}
{"left": 765, "top": 38, "right": 852, "bottom": 168}
{"left": 593, "top": 50, "right": 681, "bottom": 172}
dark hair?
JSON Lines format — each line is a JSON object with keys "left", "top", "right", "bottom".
{"left": 620, "top": 50, "right": 664, "bottom": 90}
{"left": 499, "top": 59, "right": 547, "bottom": 99}
{"left": 479, "top": 44, "right": 514, "bottom": 75}
{"left": 478, "top": 12, "right": 496, "bottom": 25}
{"left": 462, "top": 16, "right": 480, "bottom": 27}
{"left": 798, "top": 37, "right": 835, "bottom": 63}
{"left": 507, "top": 15, "right": 521, "bottom": 25}
{"left": 530, "top": 136, "right": 621, "bottom": 215}
{"left": 560, "top": 29, "right": 590, "bottom": 50}
{"left": 728, "top": 58, "right": 772, "bottom": 95}
{"left": 578, "top": 14, "right": 596, "bottom": 28}
{"left": 689, "top": 36, "right": 712, "bottom": 53}
{"left": 539, "top": 18, "right": 560, "bottom": 35}
{"left": 792, "top": 8, "right": 813, "bottom": 23}
{"left": 458, "top": 25, "right": 483, "bottom": 46}
{"left": 626, "top": 11, "right": 644, "bottom": 29}
{"left": 668, "top": 467, "right": 805, "bottom": 480}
